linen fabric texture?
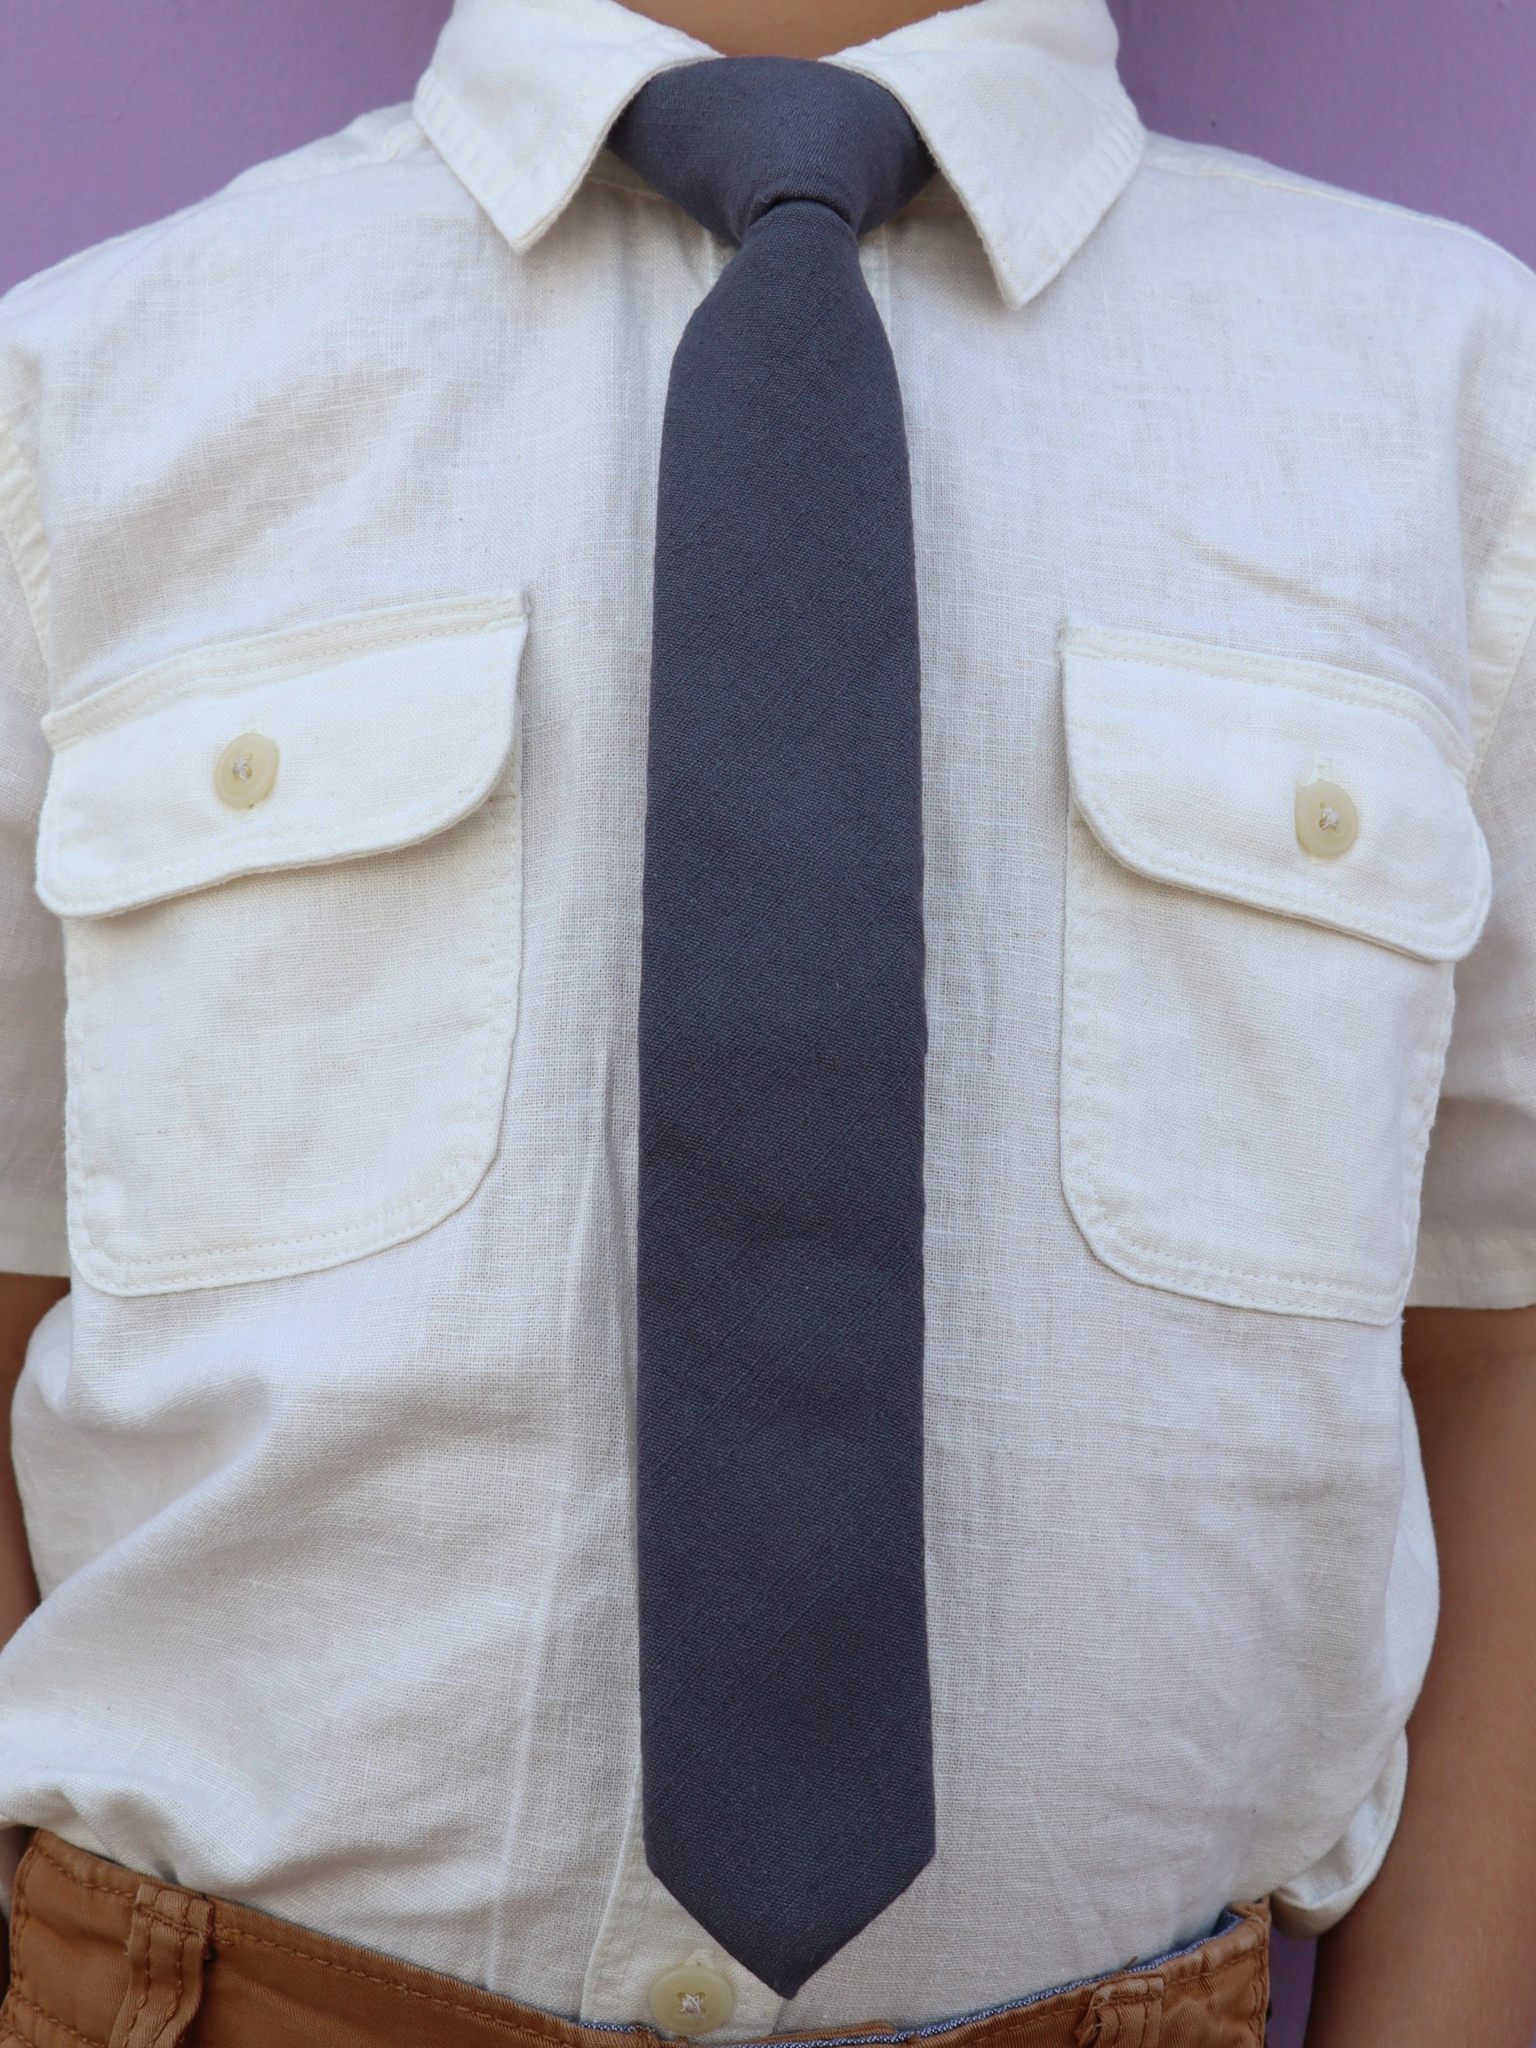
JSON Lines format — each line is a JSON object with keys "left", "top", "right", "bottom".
{"left": 612, "top": 62, "right": 935, "bottom": 1995}
{"left": 0, "top": 0, "right": 1534, "bottom": 2035}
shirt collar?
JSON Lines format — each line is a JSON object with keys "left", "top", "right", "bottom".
{"left": 414, "top": 0, "right": 1144, "bottom": 310}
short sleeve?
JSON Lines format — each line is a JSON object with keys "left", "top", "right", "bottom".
{"left": 0, "top": 500, "right": 66, "bottom": 1277}
{"left": 1411, "top": 466, "right": 1536, "bottom": 1309}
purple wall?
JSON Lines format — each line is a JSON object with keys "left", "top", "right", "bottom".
{"left": 1109, "top": 0, "right": 1536, "bottom": 269}
{"left": 5, "top": 3, "right": 1532, "bottom": 2043}
{"left": 0, "top": 1, "right": 450, "bottom": 297}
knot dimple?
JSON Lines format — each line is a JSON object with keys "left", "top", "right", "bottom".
{"left": 609, "top": 57, "right": 934, "bottom": 247}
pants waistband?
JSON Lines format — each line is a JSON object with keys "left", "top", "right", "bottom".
{"left": 1, "top": 1830, "right": 1270, "bottom": 2048}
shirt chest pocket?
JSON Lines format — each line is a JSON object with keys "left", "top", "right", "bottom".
{"left": 1058, "top": 625, "right": 1492, "bottom": 1325}
{"left": 36, "top": 596, "right": 527, "bottom": 1297}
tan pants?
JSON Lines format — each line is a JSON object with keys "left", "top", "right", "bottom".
{"left": 1, "top": 1831, "right": 1270, "bottom": 2048}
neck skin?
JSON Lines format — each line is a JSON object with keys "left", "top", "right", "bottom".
{"left": 622, "top": 0, "right": 972, "bottom": 58}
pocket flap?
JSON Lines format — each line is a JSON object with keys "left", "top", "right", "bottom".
{"left": 1062, "top": 625, "right": 1491, "bottom": 963}
{"left": 37, "top": 595, "right": 527, "bottom": 918}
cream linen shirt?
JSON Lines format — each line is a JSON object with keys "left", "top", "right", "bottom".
{"left": 2, "top": 0, "right": 1536, "bottom": 2030}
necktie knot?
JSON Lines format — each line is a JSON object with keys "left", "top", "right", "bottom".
{"left": 609, "top": 57, "right": 934, "bottom": 247}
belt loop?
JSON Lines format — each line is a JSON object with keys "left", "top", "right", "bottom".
{"left": 107, "top": 1882, "right": 215, "bottom": 2048}
{"left": 1074, "top": 1970, "right": 1164, "bottom": 2048}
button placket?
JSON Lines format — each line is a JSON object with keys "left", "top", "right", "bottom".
{"left": 579, "top": 1766, "right": 782, "bottom": 2038}
{"left": 649, "top": 1957, "right": 737, "bottom": 2036}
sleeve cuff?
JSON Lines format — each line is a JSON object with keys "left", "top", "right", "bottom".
{"left": 1407, "top": 1230, "right": 1536, "bottom": 1310}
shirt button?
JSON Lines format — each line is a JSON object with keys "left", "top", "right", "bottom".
{"left": 647, "top": 1960, "right": 736, "bottom": 2037}
{"left": 1295, "top": 778, "right": 1358, "bottom": 858}
{"left": 215, "top": 732, "right": 280, "bottom": 809}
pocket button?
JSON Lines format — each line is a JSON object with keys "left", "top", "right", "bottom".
{"left": 1295, "top": 779, "right": 1358, "bottom": 858}
{"left": 215, "top": 733, "right": 280, "bottom": 809}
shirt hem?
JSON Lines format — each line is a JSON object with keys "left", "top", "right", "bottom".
{"left": 1270, "top": 1731, "right": 1408, "bottom": 1940}
{"left": 1407, "top": 1234, "right": 1536, "bottom": 1309}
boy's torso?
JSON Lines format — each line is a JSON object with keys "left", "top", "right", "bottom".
{"left": 2, "top": 0, "right": 1535, "bottom": 2031}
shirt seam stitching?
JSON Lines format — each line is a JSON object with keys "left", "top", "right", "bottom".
{"left": 831, "top": 58, "right": 1145, "bottom": 310}
{"left": 42, "top": 593, "right": 526, "bottom": 747}
{"left": 1411, "top": 1229, "right": 1536, "bottom": 1264}
{"left": 0, "top": 134, "right": 434, "bottom": 325}
{"left": 62, "top": 784, "right": 521, "bottom": 1293}
{"left": 0, "top": 386, "right": 49, "bottom": 679}
{"left": 1057, "top": 817, "right": 1444, "bottom": 1322}
{"left": 220, "top": 118, "right": 426, "bottom": 197}
{"left": 1468, "top": 446, "right": 1536, "bottom": 792}
{"left": 1141, "top": 143, "right": 1536, "bottom": 281}
{"left": 414, "top": 40, "right": 705, "bottom": 255}
{"left": 1064, "top": 622, "right": 1474, "bottom": 768}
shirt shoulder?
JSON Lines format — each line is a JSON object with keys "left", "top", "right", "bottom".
{"left": 0, "top": 105, "right": 473, "bottom": 362}
{"left": 0, "top": 105, "right": 505, "bottom": 708}
{"left": 1121, "top": 133, "right": 1536, "bottom": 642}
{"left": 1134, "top": 129, "right": 1536, "bottom": 305}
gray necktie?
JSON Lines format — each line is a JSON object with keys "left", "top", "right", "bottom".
{"left": 610, "top": 58, "right": 936, "bottom": 1999}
